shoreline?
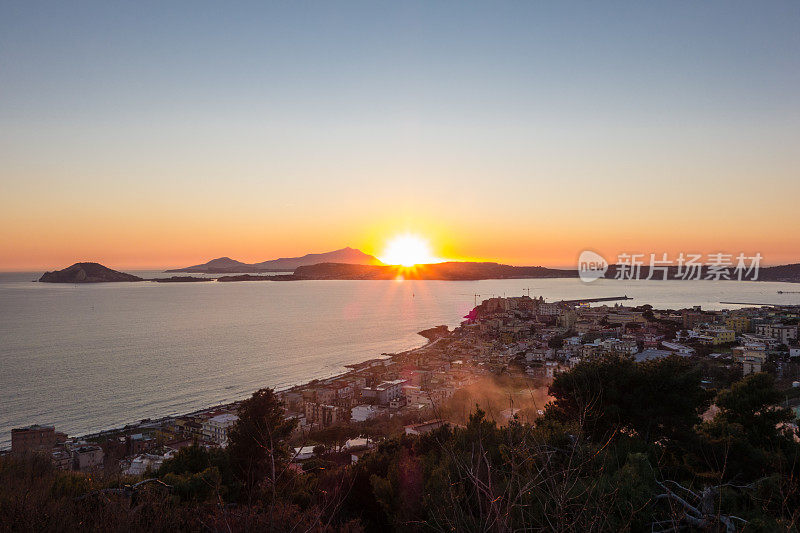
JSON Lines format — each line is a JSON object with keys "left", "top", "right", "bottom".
{"left": 64, "top": 334, "right": 436, "bottom": 446}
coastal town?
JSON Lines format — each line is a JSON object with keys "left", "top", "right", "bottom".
{"left": 6, "top": 294, "right": 800, "bottom": 476}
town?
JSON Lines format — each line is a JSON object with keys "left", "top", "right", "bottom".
{"left": 7, "top": 295, "right": 800, "bottom": 475}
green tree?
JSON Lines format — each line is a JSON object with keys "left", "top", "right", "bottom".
{"left": 227, "top": 388, "right": 297, "bottom": 500}
{"left": 545, "top": 355, "right": 712, "bottom": 443}
{"left": 714, "top": 373, "right": 793, "bottom": 443}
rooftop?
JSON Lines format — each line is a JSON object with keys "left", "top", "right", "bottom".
{"left": 12, "top": 424, "right": 54, "bottom": 432}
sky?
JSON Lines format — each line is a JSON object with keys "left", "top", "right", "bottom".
{"left": 1, "top": 1, "right": 798, "bottom": 270}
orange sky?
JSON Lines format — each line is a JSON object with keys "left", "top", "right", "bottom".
{"left": 2, "top": 3, "right": 799, "bottom": 271}
{"left": 2, "top": 199, "right": 798, "bottom": 271}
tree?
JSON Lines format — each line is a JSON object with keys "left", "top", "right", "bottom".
{"left": 227, "top": 388, "right": 297, "bottom": 500}
{"left": 545, "top": 355, "right": 712, "bottom": 443}
{"left": 548, "top": 334, "right": 564, "bottom": 349}
{"left": 703, "top": 373, "right": 794, "bottom": 450}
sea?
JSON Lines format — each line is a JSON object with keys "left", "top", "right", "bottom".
{"left": 1, "top": 270, "right": 799, "bottom": 449}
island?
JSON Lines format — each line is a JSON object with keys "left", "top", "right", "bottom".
{"left": 292, "top": 261, "right": 578, "bottom": 280}
{"left": 39, "top": 262, "right": 144, "bottom": 283}
{"left": 166, "top": 247, "right": 383, "bottom": 273}
{"left": 38, "top": 260, "right": 800, "bottom": 284}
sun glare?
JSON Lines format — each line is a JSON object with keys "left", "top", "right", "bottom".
{"left": 380, "top": 234, "right": 439, "bottom": 267}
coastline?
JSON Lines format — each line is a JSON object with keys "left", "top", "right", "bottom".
{"left": 67, "top": 333, "right": 436, "bottom": 446}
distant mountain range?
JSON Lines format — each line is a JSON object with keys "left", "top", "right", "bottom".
{"left": 166, "top": 247, "right": 383, "bottom": 273}
{"left": 293, "top": 262, "right": 800, "bottom": 282}
{"left": 292, "top": 262, "right": 578, "bottom": 280}
{"left": 38, "top": 259, "right": 800, "bottom": 284}
{"left": 602, "top": 263, "right": 800, "bottom": 283}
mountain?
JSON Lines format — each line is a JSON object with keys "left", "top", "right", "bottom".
{"left": 759, "top": 263, "right": 800, "bottom": 282}
{"left": 39, "top": 262, "right": 144, "bottom": 283}
{"left": 601, "top": 263, "right": 800, "bottom": 283}
{"left": 166, "top": 257, "right": 258, "bottom": 273}
{"left": 292, "top": 262, "right": 578, "bottom": 281}
{"left": 291, "top": 261, "right": 800, "bottom": 282}
{"left": 252, "top": 247, "right": 382, "bottom": 270}
{"left": 167, "top": 247, "right": 383, "bottom": 273}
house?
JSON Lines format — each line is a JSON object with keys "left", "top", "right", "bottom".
{"left": 292, "top": 446, "right": 316, "bottom": 462}
{"left": 351, "top": 404, "right": 383, "bottom": 422}
{"left": 404, "top": 419, "right": 449, "bottom": 436}
{"left": 72, "top": 445, "right": 104, "bottom": 471}
{"left": 634, "top": 349, "right": 676, "bottom": 362}
{"left": 661, "top": 341, "right": 695, "bottom": 355}
{"left": 756, "top": 323, "right": 798, "bottom": 345}
{"left": 11, "top": 424, "right": 56, "bottom": 455}
{"left": 733, "top": 344, "right": 767, "bottom": 375}
{"left": 202, "top": 413, "right": 239, "bottom": 446}
{"left": 50, "top": 448, "right": 72, "bottom": 470}
{"left": 123, "top": 453, "right": 164, "bottom": 476}
{"left": 693, "top": 325, "right": 736, "bottom": 345}
{"left": 304, "top": 403, "right": 346, "bottom": 427}
{"left": 361, "top": 379, "right": 407, "bottom": 406}
{"left": 725, "top": 315, "right": 751, "bottom": 333}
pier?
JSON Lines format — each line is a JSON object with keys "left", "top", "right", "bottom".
{"left": 558, "top": 295, "right": 633, "bottom": 305}
{"left": 720, "top": 301, "right": 799, "bottom": 308}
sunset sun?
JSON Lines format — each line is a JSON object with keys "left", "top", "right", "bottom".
{"left": 379, "top": 234, "right": 439, "bottom": 267}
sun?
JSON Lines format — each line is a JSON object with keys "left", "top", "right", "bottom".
{"left": 379, "top": 234, "right": 439, "bottom": 267}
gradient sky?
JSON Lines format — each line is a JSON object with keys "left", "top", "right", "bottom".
{"left": 1, "top": 1, "right": 798, "bottom": 270}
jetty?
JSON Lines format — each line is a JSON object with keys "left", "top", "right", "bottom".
{"left": 558, "top": 295, "right": 632, "bottom": 305}
{"left": 720, "top": 301, "right": 799, "bottom": 308}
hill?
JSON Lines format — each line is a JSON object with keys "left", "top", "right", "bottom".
{"left": 292, "top": 261, "right": 578, "bottom": 280}
{"left": 39, "top": 263, "right": 144, "bottom": 283}
{"left": 167, "top": 247, "right": 382, "bottom": 273}
{"left": 759, "top": 263, "right": 800, "bottom": 282}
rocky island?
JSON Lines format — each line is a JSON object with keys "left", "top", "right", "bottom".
{"left": 39, "top": 262, "right": 144, "bottom": 283}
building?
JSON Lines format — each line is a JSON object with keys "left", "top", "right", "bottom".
{"left": 11, "top": 424, "right": 56, "bottom": 454}
{"left": 50, "top": 448, "right": 72, "bottom": 470}
{"left": 202, "top": 413, "right": 239, "bottom": 446}
{"left": 350, "top": 404, "right": 383, "bottom": 422}
{"left": 724, "top": 315, "right": 751, "bottom": 333}
{"left": 733, "top": 344, "right": 767, "bottom": 375}
{"left": 404, "top": 419, "right": 449, "bottom": 436}
{"left": 693, "top": 325, "right": 736, "bottom": 345}
{"left": 606, "top": 312, "right": 646, "bottom": 325}
{"left": 682, "top": 310, "right": 710, "bottom": 330}
{"left": 123, "top": 453, "right": 165, "bottom": 476}
{"left": 72, "top": 445, "right": 104, "bottom": 471}
{"left": 127, "top": 433, "right": 156, "bottom": 455}
{"left": 361, "top": 379, "right": 407, "bottom": 406}
{"left": 756, "top": 323, "right": 798, "bottom": 345}
{"left": 661, "top": 341, "right": 695, "bottom": 355}
{"left": 304, "top": 402, "right": 346, "bottom": 427}
{"left": 634, "top": 349, "right": 676, "bottom": 362}
{"left": 600, "top": 337, "right": 638, "bottom": 356}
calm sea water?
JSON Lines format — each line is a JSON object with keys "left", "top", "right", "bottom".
{"left": 1, "top": 270, "right": 798, "bottom": 449}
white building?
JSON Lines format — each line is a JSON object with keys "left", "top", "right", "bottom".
{"left": 123, "top": 453, "right": 164, "bottom": 476}
{"left": 72, "top": 445, "right": 104, "bottom": 471}
{"left": 361, "top": 379, "right": 407, "bottom": 405}
{"left": 661, "top": 341, "right": 695, "bottom": 355}
{"left": 202, "top": 413, "right": 239, "bottom": 447}
{"left": 351, "top": 404, "right": 383, "bottom": 422}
